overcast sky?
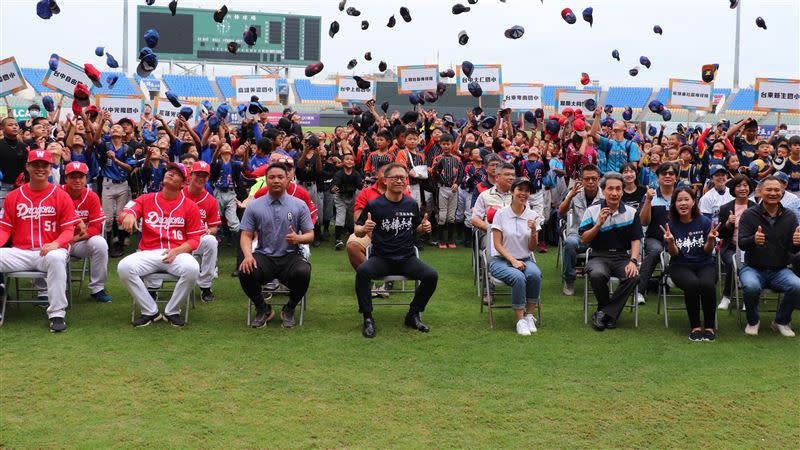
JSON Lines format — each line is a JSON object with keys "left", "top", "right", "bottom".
{"left": 1, "top": 0, "right": 798, "bottom": 88}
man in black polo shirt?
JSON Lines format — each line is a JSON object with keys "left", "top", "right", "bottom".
{"left": 354, "top": 163, "right": 437, "bottom": 338}
{"left": 579, "top": 172, "right": 643, "bottom": 330}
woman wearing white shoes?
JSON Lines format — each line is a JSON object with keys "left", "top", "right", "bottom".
{"left": 489, "top": 178, "right": 543, "bottom": 336}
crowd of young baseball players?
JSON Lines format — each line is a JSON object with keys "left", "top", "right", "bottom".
{"left": 1, "top": 96, "right": 799, "bottom": 340}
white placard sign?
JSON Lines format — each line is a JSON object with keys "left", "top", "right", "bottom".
{"left": 42, "top": 56, "right": 94, "bottom": 97}
{"left": 95, "top": 95, "right": 145, "bottom": 124}
{"left": 456, "top": 64, "right": 503, "bottom": 96}
{"left": 154, "top": 98, "right": 197, "bottom": 127}
{"left": 397, "top": 65, "right": 438, "bottom": 94}
{"left": 231, "top": 76, "right": 277, "bottom": 104}
{"left": 0, "top": 57, "right": 27, "bottom": 97}
{"left": 501, "top": 84, "right": 543, "bottom": 111}
{"left": 668, "top": 79, "right": 713, "bottom": 111}
{"left": 555, "top": 89, "right": 598, "bottom": 113}
{"left": 336, "top": 77, "right": 375, "bottom": 102}
{"left": 755, "top": 78, "right": 800, "bottom": 113}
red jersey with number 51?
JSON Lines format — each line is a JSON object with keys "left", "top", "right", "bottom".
{"left": 0, "top": 183, "right": 80, "bottom": 249}
{"left": 120, "top": 191, "right": 205, "bottom": 251}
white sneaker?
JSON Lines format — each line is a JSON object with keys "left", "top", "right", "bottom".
{"left": 562, "top": 281, "right": 575, "bottom": 296}
{"left": 717, "top": 296, "right": 731, "bottom": 310}
{"left": 744, "top": 321, "right": 760, "bottom": 336}
{"left": 525, "top": 313, "right": 538, "bottom": 333}
{"left": 771, "top": 322, "right": 796, "bottom": 338}
{"left": 636, "top": 292, "right": 646, "bottom": 305}
{"left": 516, "top": 319, "right": 531, "bottom": 336}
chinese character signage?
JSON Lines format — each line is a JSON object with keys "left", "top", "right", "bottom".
{"left": 668, "top": 78, "right": 713, "bottom": 111}
{"left": 501, "top": 84, "right": 543, "bottom": 111}
{"left": 0, "top": 57, "right": 27, "bottom": 97}
{"left": 94, "top": 95, "right": 145, "bottom": 124}
{"left": 555, "top": 89, "right": 598, "bottom": 114}
{"left": 154, "top": 98, "right": 197, "bottom": 128}
{"left": 755, "top": 78, "right": 800, "bottom": 113}
{"left": 231, "top": 75, "right": 278, "bottom": 104}
{"left": 456, "top": 64, "right": 502, "bottom": 96}
{"left": 397, "top": 65, "right": 439, "bottom": 94}
{"left": 42, "top": 56, "right": 94, "bottom": 98}
{"left": 336, "top": 76, "right": 376, "bottom": 103}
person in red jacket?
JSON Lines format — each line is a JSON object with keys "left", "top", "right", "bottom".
{"left": 117, "top": 163, "right": 204, "bottom": 328}
{"left": 0, "top": 150, "right": 80, "bottom": 332}
{"left": 182, "top": 161, "right": 222, "bottom": 302}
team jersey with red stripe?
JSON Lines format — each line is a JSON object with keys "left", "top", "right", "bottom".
{"left": 0, "top": 183, "right": 80, "bottom": 249}
{"left": 61, "top": 186, "right": 106, "bottom": 237}
{"left": 182, "top": 187, "right": 222, "bottom": 229}
{"left": 121, "top": 191, "right": 205, "bottom": 251}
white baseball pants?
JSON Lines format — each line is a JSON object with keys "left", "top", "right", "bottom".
{"left": 117, "top": 250, "right": 199, "bottom": 316}
{"left": 70, "top": 236, "right": 109, "bottom": 295}
{"left": 195, "top": 234, "right": 218, "bottom": 289}
{"left": 0, "top": 247, "right": 69, "bottom": 318}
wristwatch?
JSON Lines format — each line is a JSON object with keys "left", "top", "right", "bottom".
{"left": 630, "top": 258, "right": 639, "bottom": 264}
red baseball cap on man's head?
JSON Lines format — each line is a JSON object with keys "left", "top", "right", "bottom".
{"left": 27, "top": 149, "right": 53, "bottom": 164}
{"left": 191, "top": 161, "right": 210, "bottom": 174}
{"left": 65, "top": 161, "right": 89, "bottom": 175}
{"left": 85, "top": 105, "right": 100, "bottom": 116}
{"left": 166, "top": 162, "right": 187, "bottom": 180}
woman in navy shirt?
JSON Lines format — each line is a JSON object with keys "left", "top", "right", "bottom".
{"left": 661, "top": 187, "right": 720, "bottom": 341}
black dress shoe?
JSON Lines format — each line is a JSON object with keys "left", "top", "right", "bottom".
{"left": 404, "top": 312, "right": 430, "bottom": 332}
{"left": 362, "top": 317, "right": 376, "bottom": 338}
{"left": 591, "top": 311, "right": 607, "bottom": 331}
{"left": 604, "top": 317, "right": 617, "bottom": 329}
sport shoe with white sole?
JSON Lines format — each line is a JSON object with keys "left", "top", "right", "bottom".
{"left": 562, "top": 281, "right": 575, "bottom": 296}
{"left": 635, "top": 292, "right": 646, "bottom": 305}
{"left": 132, "top": 313, "right": 163, "bottom": 327}
{"left": 49, "top": 317, "right": 66, "bottom": 333}
{"left": 281, "top": 309, "right": 296, "bottom": 329}
{"left": 525, "top": 313, "right": 538, "bottom": 333}
{"left": 717, "top": 296, "right": 731, "bottom": 310}
{"left": 771, "top": 322, "right": 796, "bottom": 337}
{"left": 516, "top": 319, "right": 531, "bottom": 336}
{"left": 744, "top": 321, "right": 760, "bottom": 336}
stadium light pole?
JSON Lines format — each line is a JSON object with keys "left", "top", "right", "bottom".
{"left": 733, "top": 0, "right": 741, "bottom": 89}
{"left": 122, "top": 0, "right": 129, "bottom": 73}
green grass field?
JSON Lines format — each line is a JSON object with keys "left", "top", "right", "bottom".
{"left": 1, "top": 243, "right": 798, "bottom": 448}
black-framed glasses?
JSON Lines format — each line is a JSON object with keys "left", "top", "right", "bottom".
{"left": 386, "top": 175, "right": 408, "bottom": 182}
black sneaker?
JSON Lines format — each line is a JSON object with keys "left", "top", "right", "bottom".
{"left": 689, "top": 330, "right": 703, "bottom": 341}
{"left": 250, "top": 308, "right": 275, "bottom": 328}
{"left": 132, "top": 313, "right": 162, "bottom": 327}
{"left": 148, "top": 290, "right": 159, "bottom": 302}
{"left": 702, "top": 330, "right": 716, "bottom": 342}
{"left": 164, "top": 313, "right": 186, "bottom": 327}
{"left": 49, "top": 317, "right": 67, "bottom": 333}
{"left": 334, "top": 240, "right": 344, "bottom": 251}
{"left": 200, "top": 288, "right": 214, "bottom": 302}
{"left": 36, "top": 295, "right": 49, "bottom": 308}
{"left": 90, "top": 290, "right": 113, "bottom": 303}
{"left": 281, "top": 308, "right": 296, "bottom": 329}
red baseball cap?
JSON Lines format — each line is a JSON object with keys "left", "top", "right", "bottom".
{"left": 27, "top": 149, "right": 53, "bottom": 164}
{"left": 83, "top": 64, "right": 102, "bottom": 88}
{"left": 71, "top": 99, "right": 83, "bottom": 116}
{"left": 166, "top": 162, "right": 187, "bottom": 180}
{"left": 85, "top": 105, "right": 100, "bottom": 115}
{"left": 191, "top": 161, "right": 211, "bottom": 174}
{"left": 65, "top": 161, "right": 89, "bottom": 175}
{"left": 74, "top": 83, "right": 91, "bottom": 107}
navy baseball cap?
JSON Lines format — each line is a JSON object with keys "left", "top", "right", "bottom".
{"left": 709, "top": 165, "right": 727, "bottom": 176}
{"left": 144, "top": 29, "right": 160, "bottom": 49}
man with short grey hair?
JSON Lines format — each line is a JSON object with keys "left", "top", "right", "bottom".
{"left": 558, "top": 164, "right": 603, "bottom": 295}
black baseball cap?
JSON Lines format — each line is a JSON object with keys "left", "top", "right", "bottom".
{"left": 511, "top": 177, "right": 533, "bottom": 191}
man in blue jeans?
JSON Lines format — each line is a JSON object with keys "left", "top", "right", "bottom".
{"left": 738, "top": 176, "right": 800, "bottom": 337}
{"left": 558, "top": 164, "right": 602, "bottom": 295}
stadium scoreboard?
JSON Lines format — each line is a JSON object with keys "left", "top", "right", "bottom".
{"left": 137, "top": 6, "right": 321, "bottom": 66}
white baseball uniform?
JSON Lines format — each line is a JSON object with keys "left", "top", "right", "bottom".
{"left": 183, "top": 186, "right": 222, "bottom": 289}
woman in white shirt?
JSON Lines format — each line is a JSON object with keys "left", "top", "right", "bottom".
{"left": 489, "top": 178, "right": 543, "bottom": 335}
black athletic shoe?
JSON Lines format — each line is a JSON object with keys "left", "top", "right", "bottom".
{"left": 362, "top": 317, "right": 376, "bottom": 338}
{"left": 164, "top": 313, "right": 186, "bottom": 327}
{"left": 689, "top": 330, "right": 703, "bottom": 341}
{"left": 132, "top": 313, "right": 162, "bottom": 327}
{"left": 49, "top": 317, "right": 67, "bottom": 333}
{"left": 250, "top": 308, "right": 275, "bottom": 328}
{"left": 702, "top": 330, "right": 716, "bottom": 342}
{"left": 200, "top": 288, "right": 214, "bottom": 302}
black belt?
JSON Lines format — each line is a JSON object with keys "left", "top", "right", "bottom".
{"left": 106, "top": 179, "right": 127, "bottom": 184}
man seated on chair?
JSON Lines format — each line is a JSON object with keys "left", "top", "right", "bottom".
{"left": 737, "top": 176, "right": 800, "bottom": 338}
{"left": 354, "top": 163, "right": 437, "bottom": 338}
{"left": 579, "top": 172, "right": 642, "bottom": 331}
{"left": 183, "top": 161, "right": 222, "bottom": 303}
{"left": 0, "top": 150, "right": 80, "bottom": 332}
{"left": 63, "top": 161, "right": 112, "bottom": 303}
{"left": 238, "top": 162, "right": 314, "bottom": 329}
{"left": 117, "top": 163, "right": 203, "bottom": 328}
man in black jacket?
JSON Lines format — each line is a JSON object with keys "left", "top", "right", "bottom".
{"left": 738, "top": 176, "right": 800, "bottom": 337}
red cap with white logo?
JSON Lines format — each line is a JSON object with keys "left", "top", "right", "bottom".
{"left": 65, "top": 161, "right": 89, "bottom": 175}
{"left": 27, "top": 150, "right": 52, "bottom": 164}
{"left": 191, "top": 161, "right": 211, "bottom": 174}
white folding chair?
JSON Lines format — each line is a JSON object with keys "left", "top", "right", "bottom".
{"left": 582, "top": 248, "right": 640, "bottom": 327}
{"left": 131, "top": 272, "right": 195, "bottom": 323}
{"left": 69, "top": 223, "right": 105, "bottom": 300}
{"left": 481, "top": 246, "right": 542, "bottom": 329}
{"left": 731, "top": 249, "right": 784, "bottom": 328}
{"left": 657, "top": 251, "right": 720, "bottom": 328}
{"left": 364, "top": 245, "right": 420, "bottom": 306}
{"left": 472, "top": 228, "right": 485, "bottom": 297}
{"left": 556, "top": 217, "right": 566, "bottom": 269}
{"left": 1, "top": 261, "right": 72, "bottom": 327}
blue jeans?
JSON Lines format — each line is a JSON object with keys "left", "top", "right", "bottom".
{"left": 739, "top": 266, "right": 800, "bottom": 326}
{"left": 489, "top": 257, "right": 542, "bottom": 309}
{"left": 562, "top": 233, "right": 587, "bottom": 282}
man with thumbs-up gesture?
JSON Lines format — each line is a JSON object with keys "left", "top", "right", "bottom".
{"left": 354, "top": 163, "right": 438, "bottom": 338}
{"left": 239, "top": 162, "right": 314, "bottom": 329}
{"left": 738, "top": 176, "right": 800, "bottom": 337}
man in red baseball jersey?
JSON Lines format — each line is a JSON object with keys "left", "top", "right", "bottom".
{"left": 183, "top": 161, "right": 221, "bottom": 302}
{"left": 62, "top": 162, "right": 112, "bottom": 302}
{"left": 117, "top": 163, "right": 204, "bottom": 327}
{"left": 0, "top": 150, "right": 80, "bottom": 332}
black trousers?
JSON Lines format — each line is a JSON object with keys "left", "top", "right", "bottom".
{"left": 355, "top": 256, "right": 438, "bottom": 315}
{"left": 586, "top": 254, "right": 640, "bottom": 320}
{"left": 720, "top": 246, "right": 735, "bottom": 297}
{"left": 239, "top": 253, "right": 311, "bottom": 313}
{"left": 670, "top": 264, "right": 718, "bottom": 329}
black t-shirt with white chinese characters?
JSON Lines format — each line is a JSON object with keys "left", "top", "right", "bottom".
{"left": 357, "top": 193, "right": 421, "bottom": 261}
